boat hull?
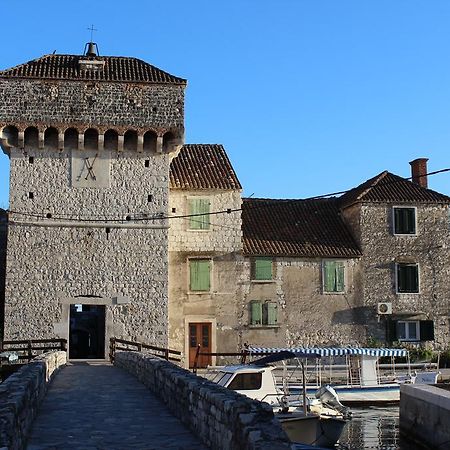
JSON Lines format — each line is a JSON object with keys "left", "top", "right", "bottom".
{"left": 278, "top": 413, "right": 346, "bottom": 448}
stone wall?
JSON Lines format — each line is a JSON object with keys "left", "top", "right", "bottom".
{"left": 0, "top": 351, "right": 66, "bottom": 450}
{"left": 0, "top": 210, "right": 7, "bottom": 339}
{"left": 0, "top": 79, "right": 184, "bottom": 132}
{"left": 4, "top": 148, "right": 171, "bottom": 350}
{"left": 400, "top": 383, "right": 450, "bottom": 448}
{"left": 168, "top": 189, "right": 242, "bottom": 365}
{"left": 352, "top": 204, "right": 450, "bottom": 347}
{"left": 114, "top": 351, "right": 291, "bottom": 450}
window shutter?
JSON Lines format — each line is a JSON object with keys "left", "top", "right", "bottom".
{"left": 335, "top": 262, "right": 345, "bottom": 292}
{"left": 386, "top": 319, "right": 397, "bottom": 343}
{"left": 189, "top": 199, "right": 210, "bottom": 230}
{"left": 255, "top": 258, "right": 272, "bottom": 280}
{"left": 420, "top": 321, "right": 435, "bottom": 341}
{"left": 394, "top": 208, "right": 402, "bottom": 234}
{"left": 324, "top": 261, "right": 335, "bottom": 292}
{"left": 250, "top": 301, "right": 262, "bottom": 325}
{"left": 266, "top": 302, "right": 278, "bottom": 325}
{"left": 190, "top": 259, "right": 210, "bottom": 291}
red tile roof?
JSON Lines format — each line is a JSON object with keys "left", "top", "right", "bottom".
{"left": 0, "top": 54, "right": 186, "bottom": 84}
{"left": 170, "top": 144, "right": 242, "bottom": 190}
{"left": 340, "top": 171, "right": 450, "bottom": 207}
{"left": 242, "top": 198, "right": 361, "bottom": 258}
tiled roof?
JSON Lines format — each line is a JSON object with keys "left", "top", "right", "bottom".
{"left": 340, "top": 171, "right": 450, "bottom": 207}
{"left": 0, "top": 54, "right": 186, "bottom": 84}
{"left": 242, "top": 198, "right": 361, "bottom": 258}
{"left": 170, "top": 144, "right": 242, "bottom": 190}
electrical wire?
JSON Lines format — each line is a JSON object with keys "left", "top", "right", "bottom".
{"left": 4, "top": 167, "right": 450, "bottom": 225}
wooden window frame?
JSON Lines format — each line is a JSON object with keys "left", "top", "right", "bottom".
{"left": 249, "top": 300, "right": 278, "bottom": 327}
{"left": 322, "top": 260, "right": 345, "bottom": 294}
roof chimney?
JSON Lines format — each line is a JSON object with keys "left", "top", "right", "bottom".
{"left": 409, "top": 158, "right": 429, "bottom": 189}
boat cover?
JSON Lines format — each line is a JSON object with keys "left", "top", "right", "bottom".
{"left": 248, "top": 347, "right": 408, "bottom": 357}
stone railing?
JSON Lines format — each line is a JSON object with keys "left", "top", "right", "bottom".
{"left": 400, "top": 383, "right": 450, "bottom": 449}
{"left": 0, "top": 350, "right": 67, "bottom": 450}
{"left": 114, "top": 351, "right": 291, "bottom": 450}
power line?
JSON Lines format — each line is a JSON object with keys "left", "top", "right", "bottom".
{"left": 4, "top": 167, "right": 450, "bottom": 225}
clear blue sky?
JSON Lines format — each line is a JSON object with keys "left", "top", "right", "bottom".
{"left": 1, "top": 0, "right": 449, "bottom": 208}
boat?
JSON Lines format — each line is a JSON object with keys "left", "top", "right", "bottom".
{"left": 246, "top": 346, "right": 440, "bottom": 405}
{"left": 209, "top": 350, "right": 348, "bottom": 448}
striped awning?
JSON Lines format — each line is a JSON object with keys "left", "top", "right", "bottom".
{"left": 247, "top": 347, "right": 408, "bottom": 358}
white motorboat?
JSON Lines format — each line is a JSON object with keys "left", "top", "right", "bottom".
{"left": 209, "top": 350, "right": 348, "bottom": 448}
{"left": 247, "top": 346, "right": 440, "bottom": 405}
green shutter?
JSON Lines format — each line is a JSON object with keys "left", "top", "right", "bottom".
{"left": 250, "top": 301, "right": 262, "bottom": 325}
{"left": 189, "top": 198, "right": 210, "bottom": 230}
{"left": 190, "top": 259, "right": 210, "bottom": 291}
{"left": 255, "top": 258, "right": 272, "bottom": 280}
{"left": 266, "top": 302, "right": 278, "bottom": 325}
{"left": 335, "top": 262, "right": 345, "bottom": 292}
{"left": 324, "top": 261, "right": 335, "bottom": 292}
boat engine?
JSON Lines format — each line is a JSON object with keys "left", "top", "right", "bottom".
{"left": 315, "top": 385, "right": 351, "bottom": 419}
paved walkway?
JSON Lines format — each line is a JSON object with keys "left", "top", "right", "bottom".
{"left": 27, "top": 361, "right": 208, "bottom": 450}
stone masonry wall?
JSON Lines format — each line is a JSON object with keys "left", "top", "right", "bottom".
{"left": 114, "top": 351, "right": 291, "bottom": 450}
{"left": 356, "top": 204, "right": 450, "bottom": 348}
{"left": 238, "top": 257, "right": 365, "bottom": 349}
{"left": 4, "top": 149, "right": 170, "bottom": 348}
{"left": 168, "top": 189, "right": 242, "bottom": 364}
{"left": 0, "top": 351, "right": 67, "bottom": 450}
{"left": 0, "top": 79, "right": 184, "bottom": 132}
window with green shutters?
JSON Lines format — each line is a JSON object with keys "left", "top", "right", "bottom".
{"left": 189, "top": 259, "right": 211, "bottom": 291}
{"left": 189, "top": 198, "right": 210, "bottom": 230}
{"left": 393, "top": 207, "right": 416, "bottom": 235}
{"left": 250, "top": 301, "right": 278, "bottom": 326}
{"left": 323, "top": 261, "right": 345, "bottom": 293}
{"left": 253, "top": 258, "right": 273, "bottom": 280}
{"left": 396, "top": 263, "right": 419, "bottom": 293}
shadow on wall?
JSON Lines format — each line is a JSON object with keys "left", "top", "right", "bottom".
{"left": 332, "top": 306, "right": 373, "bottom": 326}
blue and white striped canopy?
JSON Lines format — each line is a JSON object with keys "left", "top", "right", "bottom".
{"left": 248, "top": 347, "right": 408, "bottom": 358}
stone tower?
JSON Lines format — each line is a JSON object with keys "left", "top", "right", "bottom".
{"left": 0, "top": 43, "right": 186, "bottom": 357}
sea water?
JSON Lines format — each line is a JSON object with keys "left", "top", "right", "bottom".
{"left": 336, "top": 406, "right": 424, "bottom": 450}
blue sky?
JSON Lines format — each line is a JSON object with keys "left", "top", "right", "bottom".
{"left": 1, "top": 0, "right": 449, "bottom": 207}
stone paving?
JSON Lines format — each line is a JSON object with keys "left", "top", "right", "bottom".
{"left": 26, "top": 361, "right": 208, "bottom": 450}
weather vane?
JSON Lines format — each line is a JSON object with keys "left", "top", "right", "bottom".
{"left": 87, "top": 24, "right": 98, "bottom": 42}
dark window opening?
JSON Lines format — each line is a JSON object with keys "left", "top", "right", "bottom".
{"left": 227, "top": 373, "right": 262, "bottom": 390}
{"left": 124, "top": 130, "right": 138, "bottom": 151}
{"left": 148, "top": 195, "right": 153, "bottom": 203}
{"left": 44, "top": 127, "right": 59, "bottom": 150}
{"left": 84, "top": 128, "right": 99, "bottom": 151}
{"left": 25, "top": 127, "right": 39, "bottom": 150}
{"left": 64, "top": 128, "right": 78, "bottom": 150}
{"left": 28, "top": 192, "right": 34, "bottom": 200}
{"left": 29, "top": 156, "right": 34, "bottom": 164}
{"left": 143, "top": 131, "right": 157, "bottom": 153}
{"left": 104, "top": 129, "right": 118, "bottom": 151}
{"left": 394, "top": 207, "right": 416, "bottom": 235}
{"left": 387, "top": 319, "right": 434, "bottom": 343}
{"left": 396, "top": 263, "right": 419, "bottom": 293}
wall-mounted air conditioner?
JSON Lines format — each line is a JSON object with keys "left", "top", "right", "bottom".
{"left": 377, "top": 302, "right": 392, "bottom": 315}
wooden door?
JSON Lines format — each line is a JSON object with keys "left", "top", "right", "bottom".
{"left": 189, "top": 322, "right": 212, "bottom": 368}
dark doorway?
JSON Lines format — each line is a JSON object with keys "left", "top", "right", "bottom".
{"left": 69, "top": 304, "right": 106, "bottom": 359}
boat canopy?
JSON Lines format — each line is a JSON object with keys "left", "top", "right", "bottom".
{"left": 248, "top": 347, "right": 408, "bottom": 357}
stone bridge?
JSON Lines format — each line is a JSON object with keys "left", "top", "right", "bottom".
{"left": 0, "top": 351, "right": 292, "bottom": 450}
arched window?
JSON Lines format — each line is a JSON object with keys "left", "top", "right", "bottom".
{"left": 143, "top": 130, "right": 157, "bottom": 153}
{"left": 44, "top": 127, "right": 59, "bottom": 150}
{"left": 104, "top": 129, "right": 118, "bottom": 151}
{"left": 2, "top": 125, "right": 19, "bottom": 148}
{"left": 124, "top": 130, "right": 138, "bottom": 151}
{"left": 24, "top": 126, "right": 39, "bottom": 150}
{"left": 64, "top": 128, "right": 78, "bottom": 150}
{"left": 84, "top": 128, "right": 98, "bottom": 151}
{"left": 162, "top": 131, "right": 175, "bottom": 153}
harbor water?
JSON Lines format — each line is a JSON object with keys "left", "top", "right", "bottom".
{"left": 336, "top": 406, "right": 424, "bottom": 450}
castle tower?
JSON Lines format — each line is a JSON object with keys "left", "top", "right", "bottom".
{"left": 0, "top": 43, "right": 186, "bottom": 357}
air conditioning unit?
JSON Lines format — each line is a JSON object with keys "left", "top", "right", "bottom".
{"left": 377, "top": 302, "right": 392, "bottom": 315}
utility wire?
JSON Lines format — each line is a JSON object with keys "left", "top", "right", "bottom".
{"left": 4, "top": 167, "right": 450, "bottom": 225}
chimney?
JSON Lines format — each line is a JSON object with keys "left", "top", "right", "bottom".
{"left": 409, "top": 158, "right": 429, "bottom": 188}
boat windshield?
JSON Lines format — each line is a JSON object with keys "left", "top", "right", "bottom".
{"left": 212, "top": 372, "right": 233, "bottom": 387}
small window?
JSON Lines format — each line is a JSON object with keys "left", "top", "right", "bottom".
{"left": 396, "top": 263, "right": 419, "bottom": 293}
{"left": 227, "top": 372, "right": 262, "bottom": 390}
{"left": 250, "top": 301, "right": 278, "bottom": 326}
{"left": 189, "top": 259, "right": 211, "bottom": 291}
{"left": 188, "top": 198, "right": 210, "bottom": 230}
{"left": 323, "top": 261, "right": 345, "bottom": 293}
{"left": 392, "top": 320, "right": 434, "bottom": 342}
{"left": 253, "top": 258, "right": 273, "bottom": 280}
{"left": 393, "top": 207, "right": 416, "bottom": 235}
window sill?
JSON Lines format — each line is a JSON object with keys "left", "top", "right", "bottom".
{"left": 393, "top": 233, "right": 417, "bottom": 237}
{"left": 187, "top": 229, "right": 211, "bottom": 232}
{"left": 322, "top": 290, "right": 346, "bottom": 295}
{"left": 250, "top": 280, "right": 276, "bottom": 284}
{"left": 188, "top": 291, "right": 211, "bottom": 295}
{"left": 396, "top": 291, "right": 420, "bottom": 295}
{"left": 248, "top": 325, "right": 280, "bottom": 329}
